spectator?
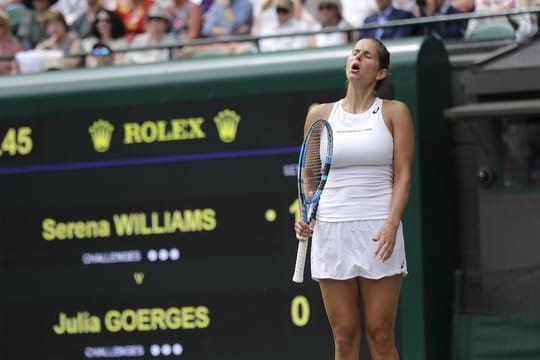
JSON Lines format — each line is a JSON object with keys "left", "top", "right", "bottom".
{"left": 253, "top": 0, "right": 317, "bottom": 35}
{"left": 71, "top": 0, "right": 102, "bottom": 38}
{"left": 464, "top": 0, "right": 514, "bottom": 41}
{"left": 257, "top": 0, "right": 312, "bottom": 52}
{"left": 35, "top": 10, "right": 82, "bottom": 68}
{"left": 87, "top": 41, "right": 114, "bottom": 65}
{"left": 0, "top": 9, "right": 22, "bottom": 74}
{"left": 306, "top": 0, "right": 350, "bottom": 47}
{"left": 18, "top": 0, "right": 55, "bottom": 49}
{"left": 123, "top": 4, "right": 175, "bottom": 63}
{"left": 514, "top": 0, "right": 538, "bottom": 42}
{"left": 166, "top": 0, "right": 201, "bottom": 42}
{"left": 417, "top": 0, "right": 467, "bottom": 39}
{"left": 50, "top": 0, "right": 87, "bottom": 25}
{"left": 83, "top": 7, "right": 127, "bottom": 65}
{"left": 464, "top": 0, "right": 538, "bottom": 42}
{"left": 361, "top": 0, "right": 416, "bottom": 39}
{"left": 1, "top": 0, "right": 32, "bottom": 37}
{"left": 341, "top": 0, "right": 376, "bottom": 28}
{"left": 115, "top": 0, "right": 154, "bottom": 40}
{"left": 201, "top": 0, "right": 253, "bottom": 37}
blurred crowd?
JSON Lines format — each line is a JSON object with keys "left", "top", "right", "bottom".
{"left": 0, "top": 0, "right": 539, "bottom": 74}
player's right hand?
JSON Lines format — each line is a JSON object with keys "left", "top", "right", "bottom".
{"left": 294, "top": 220, "right": 313, "bottom": 241}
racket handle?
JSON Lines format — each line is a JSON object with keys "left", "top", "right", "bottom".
{"left": 292, "top": 239, "right": 308, "bottom": 283}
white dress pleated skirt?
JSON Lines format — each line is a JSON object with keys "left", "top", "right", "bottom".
{"left": 311, "top": 219, "right": 408, "bottom": 281}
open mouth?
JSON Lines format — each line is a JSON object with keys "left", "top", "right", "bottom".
{"left": 351, "top": 64, "right": 360, "bottom": 71}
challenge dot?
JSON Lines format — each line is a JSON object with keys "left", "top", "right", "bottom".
{"left": 147, "top": 249, "right": 158, "bottom": 262}
{"left": 161, "top": 344, "right": 172, "bottom": 356}
{"left": 169, "top": 248, "right": 180, "bottom": 261}
{"left": 158, "top": 248, "right": 169, "bottom": 261}
{"left": 265, "top": 209, "right": 277, "bottom": 222}
{"left": 172, "top": 343, "right": 183, "bottom": 355}
{"left": 150, "top": 344, "right": 160, "bottom": 356}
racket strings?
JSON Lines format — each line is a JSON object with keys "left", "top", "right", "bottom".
{"left": 300, "top": 128, "right": 325, "bottom": 200}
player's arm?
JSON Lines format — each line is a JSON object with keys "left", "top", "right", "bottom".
{"left": 386, "top": 100, "right": 415, "bottom": 228}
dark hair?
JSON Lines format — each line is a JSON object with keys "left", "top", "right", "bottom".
{"left": 359, "top": 36, "right": 390, "bottom": 90}
{"left": 91, "top": 8, "right": 126, "bottom": 40}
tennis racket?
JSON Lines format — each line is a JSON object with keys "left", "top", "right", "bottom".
{"left": 292, "top": 119, "right": 333, "bottom": 283}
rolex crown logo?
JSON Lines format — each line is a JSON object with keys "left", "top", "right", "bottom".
{"left": 89, "top": 119, "right": 114, "bottom": 152}
{"left": 213, "top": 109, "right": 241, "bottom": 143}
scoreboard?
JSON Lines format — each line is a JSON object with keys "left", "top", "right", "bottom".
{"left": 0, "top": 73, "right": 345, "bottom": 359}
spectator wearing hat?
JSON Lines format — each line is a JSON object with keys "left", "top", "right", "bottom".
{"left": 35, "top": 10, "right": 82, "bottom": 67}
{"left": 83, "top": 7, "right": 127, "bottom": 65}
{"left": 361, "top": 0, "right": 416, "bottom": 39}
{"left": 252, "top": 0, "right": 317, "bottom": 36}
{"left": 0, "top": 9, "right": 23, "bottom": 74}
{"left": 256, "top": 0, "right": 312, "bottom": 52}
{"left": 307, "top": 0, "right": 351, "bottom": 47}
{"left": 17, "top": 0, "right": 55, "bottom": 49}
{"left": 123, "top": 4, "right": 175, "bottom": 63}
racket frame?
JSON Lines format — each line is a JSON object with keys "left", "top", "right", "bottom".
{"left": 293, "top": 119, "right": 333, "bottom": 283}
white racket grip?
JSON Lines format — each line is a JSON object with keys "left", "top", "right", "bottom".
{"left": 292, "top": 239, "right": 308, "bottom": 283}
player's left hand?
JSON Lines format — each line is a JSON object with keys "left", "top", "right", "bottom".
{"left": 372, "top": 222, "right": 398, "bottom": 262}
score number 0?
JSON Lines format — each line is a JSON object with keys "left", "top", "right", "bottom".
{"left": 289, "top": 199, "right": 310, "bottom": 327}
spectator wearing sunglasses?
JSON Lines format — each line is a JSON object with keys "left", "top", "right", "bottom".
{"left": 252, "top": 0, "right": 317, "bottom": 36}
{"left": 306, "top": 0, "right": 351, "bottom": 47}
{"left": 123, "top": 4, "right": 175, "bottom": 64}
{"left": 83, "top": 7, "right": 127, "bottom": 66}
{"left": 256, "top": 0, "right": 313, "bottom": 52}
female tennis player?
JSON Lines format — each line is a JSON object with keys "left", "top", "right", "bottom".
{"left": 294, "top": 37, "right": 414, "bottom": 359}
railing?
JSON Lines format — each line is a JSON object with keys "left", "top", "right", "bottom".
{"left": 1, "top": 6, "right": 539, "bottom": 63}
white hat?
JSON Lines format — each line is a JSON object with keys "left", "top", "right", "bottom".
{"left": 306, "top": 0, "right": 343, "bottom": 22}
{"left": 275, "top": 0, "right": 294, "bottom": 11}
{"left": 147, "top": 4, "right": 169, "bottom": 21}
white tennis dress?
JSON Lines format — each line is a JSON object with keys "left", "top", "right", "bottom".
{"left": 311, "top": 97, "right": 408, "bottom": 280}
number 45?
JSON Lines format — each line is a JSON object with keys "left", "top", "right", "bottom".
{"left": 0, "top": 127, "right": 33, "bottom": 156}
